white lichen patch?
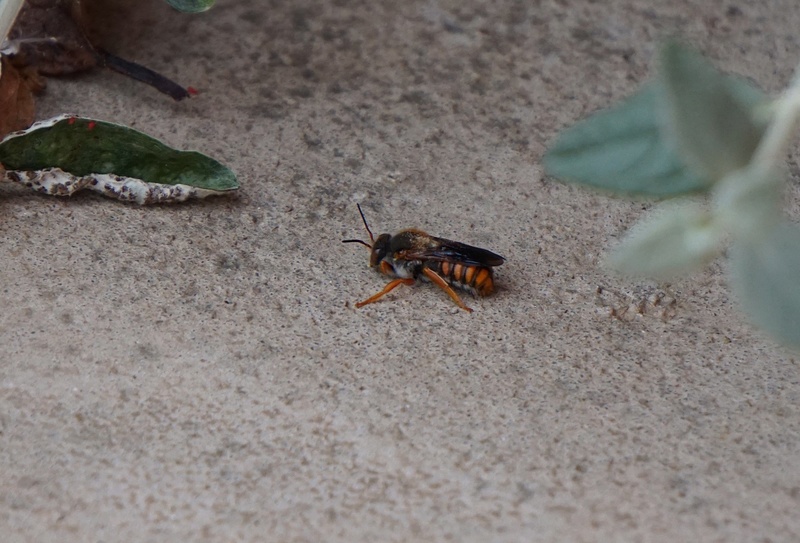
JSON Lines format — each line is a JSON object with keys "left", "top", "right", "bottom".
{"left": 3, "top": 168, "right": 225, "bottom": 204}
{"left": 0, "top": 113, "right": 75, "bottom": 143}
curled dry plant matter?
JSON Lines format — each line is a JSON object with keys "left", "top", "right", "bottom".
{"left": 0, "top": 0, "right": 207, "bottom": 136}
{"left": 545, "top": 41, "right": 800, "bottom": 347}
{"left": 0, "top": 56, "right": 36, "bottom": 135}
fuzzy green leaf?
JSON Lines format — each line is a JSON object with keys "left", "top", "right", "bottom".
{"left": 659, "top": 41, "right": 768, "bottom": 182}
{"left": 712, "top": 166, "right": 783, "bottom": 241}
{"left": 544, "top": 85, "right": 710, "bottom": 197}
{"left": 0, "top": 115, "right": 237, "bottom": 192}
{"left": 730, "top": 221, "right": 800, "bottom": 347}
{"left": 165, "top": 0, "right": 215, "bottom": 13}
{"left": 608, "top": 202, "right": 723, "bottom": 278}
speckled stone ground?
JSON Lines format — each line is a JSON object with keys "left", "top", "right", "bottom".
{"left": 2, "top": 0, "right": 800, "bottom": 541}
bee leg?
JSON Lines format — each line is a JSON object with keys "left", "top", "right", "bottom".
{"left": 355, "top": 278, "right": 415, "bottom": 308}
{"left": 421, "top": 268, "right": 474, "bottom": 313}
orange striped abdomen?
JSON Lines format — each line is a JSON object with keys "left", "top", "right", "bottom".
{"left": 431, "top": 261, "right": 495, "bottom": 296}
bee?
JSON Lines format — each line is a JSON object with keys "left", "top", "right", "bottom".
{"left": 342, "top": 204, "right": 505, "bottom": 312}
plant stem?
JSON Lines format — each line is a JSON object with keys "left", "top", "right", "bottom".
{"left": 750, "top": 62, "right": 800, "bottom": 171}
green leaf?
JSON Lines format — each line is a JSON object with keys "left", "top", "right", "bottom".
{"left": 608, "top": 201, "right": 723, "bottom": 278}
{"left": 659, "top": 41, "right": 768, "bottom": 182}
{"left": 712, "top": 166, "right": 783, "bottom": 241}
{"left": 165, "top": 0, "right": 215, "bottom": 13}
{"left": 0, "top": 115, "right": 237, "bottom": 192}
{"left": 544, "top": 85, "right": 711, "bottom": 197}
{"left": 730, "top": 221, "right": 800, "bottom": 347}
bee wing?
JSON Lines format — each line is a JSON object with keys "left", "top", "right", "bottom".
{"left": 400, "top": 236, "right": 505, "bottom": 267}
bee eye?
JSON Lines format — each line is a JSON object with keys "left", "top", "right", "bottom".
{"left": 369, "top": 247, "right": 383, "bottom": 267}
{"left": 365, "top": 233, "right": 391, "bottom": 267}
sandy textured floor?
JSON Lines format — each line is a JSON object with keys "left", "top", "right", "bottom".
{"left": 2, "top": 0, "right": 800, "bottom": 541}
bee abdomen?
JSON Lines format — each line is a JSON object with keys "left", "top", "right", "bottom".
{"left": 435, "top": 261, "right": 495, "bottom": 296}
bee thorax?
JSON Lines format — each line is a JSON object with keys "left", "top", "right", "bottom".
{"left": 385, "top": 258, "right": 420, "bottom": 279}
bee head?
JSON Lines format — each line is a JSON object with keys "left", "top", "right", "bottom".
{"left": 369, "top": 234, "right": 391, "bottom": 267}
{"left": 343, "top": 204, "right": 390, "bottom": 266}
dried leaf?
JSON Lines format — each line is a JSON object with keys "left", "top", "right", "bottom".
{"left": 0, "top": 56, "right": 35, "bottom": 137}
{"left": 8, "top": 0, "right": 98, "bottom": 75}
{"left": 9, "top": 0, "right": 191, "bottom": 100}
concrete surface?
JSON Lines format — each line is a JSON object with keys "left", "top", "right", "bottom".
{"left": 2, "top": 0, "right": 800, "bottom": 541}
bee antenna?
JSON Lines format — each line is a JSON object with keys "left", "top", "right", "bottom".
{"left": 342, "top": 238, "right": 372, "bottom": 249}
{"left": 355, "top": 203, "right": 375, "bottom": 243}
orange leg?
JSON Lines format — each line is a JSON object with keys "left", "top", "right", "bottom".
{"left": 355, "top": 278, "right": 415, "bottom": 308}
{"left": 379, "top": 260, "right": 393, "bottom": 275}
{"left": 422, "top": 268, "right": 473, "bottom": 313}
